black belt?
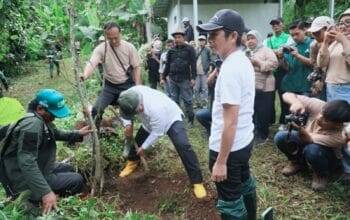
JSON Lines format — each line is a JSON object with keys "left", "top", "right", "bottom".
{"left": 104, "top": 78, "right": 134, "bottom": 88}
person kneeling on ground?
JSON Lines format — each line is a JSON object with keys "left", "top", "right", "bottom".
{"left": 0, "top": 89, "right": 92, "bottom": 214}
{"left": 117, "top": 85, "right": 207, "bottom": 199}
{"left": 274, "top": 92, "right": 350, "bottom": 191}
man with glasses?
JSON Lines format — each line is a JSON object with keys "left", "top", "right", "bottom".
{"left": 197, "top": 9, "right": 257, "bottom": 220}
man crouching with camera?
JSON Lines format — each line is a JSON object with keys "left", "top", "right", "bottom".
{"left": 274, "top": 92, "right": 350, "bottom": 191}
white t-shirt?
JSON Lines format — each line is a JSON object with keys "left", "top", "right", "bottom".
{"left": 209, "top": 50, "right": 255, "bottom": 152}
{"left": 126, "top": 86, "right": 183, "bottom": 150}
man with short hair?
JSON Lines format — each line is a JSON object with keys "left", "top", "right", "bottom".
{"left": 162, "top": 28, "right": 196, "bottom": 125}
{"left": 279, "top": 21, "right": 313, "bottom": 96}
{"left": 81, "top": 22, "right": 142, "bottom": 128}
{"left": 194, "top": 35, "right": 211, "bottom": 108}
{"left": 274, "top": 92, "right": 350, "bottom": 191}
{"left": 267, "top": 17, "right": 294, "bottom": 130}
{"left": 198, "top": 9, "right": 257, "bottom": 220}
{"left": 182, "top": 17, "right": 194, "bottom": 42}
{"left": 0, "top": 89, "right": 91, "bottom": 215}
{"left": 117, "top": 85, "right": 207, "bottom": 199}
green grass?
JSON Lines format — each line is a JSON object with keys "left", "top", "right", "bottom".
{"left": 2, "top": 60, "right": 350, "bottom": 219}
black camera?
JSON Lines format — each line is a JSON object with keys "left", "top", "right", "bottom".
{"left": 285, "top": 113, "right": 308, "bottom": 127}
{"left": 245, "top": 50, "right": 253, "bottom": 58}
{"left": 282, "top": 46, "right": 295, "bottom": 54}
{"left": 307, "top": 68, "right": 323, "bottom": 82}
{"left": 215, "top": 58, "right": 223, "bottom": 69}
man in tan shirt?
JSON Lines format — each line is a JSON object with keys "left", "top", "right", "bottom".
{"left": 81, "top": 22, "right": 141, "bottom": 127}
{"left": 274, "top": 92, "right": 350, "bottom": 191}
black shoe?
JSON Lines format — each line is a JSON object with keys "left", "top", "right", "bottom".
{"left": 254, "top": 137, "right": 267, "bottom": 146}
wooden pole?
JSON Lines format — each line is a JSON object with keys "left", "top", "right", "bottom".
{"left": 68, "top": 2, "right": 104, "bottom": 196}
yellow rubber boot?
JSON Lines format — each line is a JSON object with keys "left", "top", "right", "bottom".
{"left": 119, "top": 160, "right": 139, "bottom": 177}
{"left": 193, "top": 183, "right": 207, "bottom": 199}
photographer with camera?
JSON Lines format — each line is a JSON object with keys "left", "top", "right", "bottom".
{"left": 246, "top": 30, "right": 278, "bottom": 145}
{"left": 308, "top": 16, "right": 334, "bottom": 99}
{"left": 276, "top": 21, "right": 313, "bottom": 128}
{"left": 274, "top": 92, "right": 350, "bottom": 191}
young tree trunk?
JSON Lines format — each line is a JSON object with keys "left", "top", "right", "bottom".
{"left": 68, "top": 2, "right": 104, "bottom": 196}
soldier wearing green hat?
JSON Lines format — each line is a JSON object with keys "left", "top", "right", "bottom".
{"left": 0, "top": 89, "right": 91, "bottom": 215}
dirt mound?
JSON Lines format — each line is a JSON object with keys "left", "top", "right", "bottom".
{"left": 103, "top": 169, "right": 220, "bottom": 220}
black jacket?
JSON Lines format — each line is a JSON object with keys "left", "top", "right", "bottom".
{"left": 163, "top": 44, "right": 196, "bottom": 82}
{"left": 184, "top": 25, "right": 194, "bottom": 42}
{"left": 146, "top": 53, "right": 160, "bottom": 80}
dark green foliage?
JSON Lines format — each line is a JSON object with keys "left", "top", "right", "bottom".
{"left": 283, "top": 0, "right": 350, "bottom": 26}
{"left": 0, "top": 0, "right": 166, "bottom": 77}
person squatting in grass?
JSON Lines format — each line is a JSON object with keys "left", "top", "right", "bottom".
{"left": 117, "top": 85, "right": 207, "bottom": 199}
{"left": 198, "top": 9, "right": 257, "bottom": 220}
{"left": 274, "top": 92, "right": 350, "bottom": 191}
{"left": 0, "top": 89, "right": 92, "bottom": 215}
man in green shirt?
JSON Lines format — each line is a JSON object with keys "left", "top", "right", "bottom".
{"left": 266, "top": 17, "right": 292, "bottom": 50}
{"left": 267, "top": 17, "right": 294, "bottom": 129}
{"left": 280, "top": 21, "right": 312, "bottom": 95}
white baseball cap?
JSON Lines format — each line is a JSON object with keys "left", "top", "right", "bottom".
{"left": 308, "top": 16, "right": 334, "bottom": 33}
{"left": 182, "top": 17, "right": 190, "bottom": 23}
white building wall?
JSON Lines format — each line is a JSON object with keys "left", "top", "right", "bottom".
{"left": 168, "top": 1, "right": 182, "bottom": 37}
{"left": 167, "top": 3, "right": 280, "bottom": 39}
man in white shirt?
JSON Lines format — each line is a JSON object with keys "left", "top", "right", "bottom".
{"left": 198, "top": 9, "right": 256, "bottom": 219}
{"left": 117, "top": 85, "right": 207, "bottom": 199}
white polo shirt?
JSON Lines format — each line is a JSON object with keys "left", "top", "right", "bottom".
{"left": 126, "top": 85, "right": 183, "bottom": 150}
{"left": 209, "top": 50, "right": 255, "bottom": 152}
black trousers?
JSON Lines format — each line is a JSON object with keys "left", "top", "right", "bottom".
{"left": 92, "top": 79, "right": 134, "bottom": 127}
{"left": 46, "top": 163, "right": 85, "bottom": 197}
{"left": 128, "top": 121, "right": 203, "bottom": 184}
{"left": 209, "top": 141, "right": 253, "bottom": 201}
{"left": 254, "top": 90, "right": 274, "bottom": 139}
{"left": 148, "top": 72, "right": 159, "bottom": 89}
